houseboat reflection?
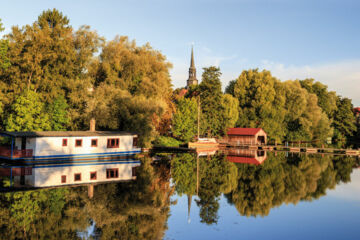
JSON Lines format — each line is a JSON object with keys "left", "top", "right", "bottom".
{"left": 0, "top": 159, "right": 140, "bottom": 188}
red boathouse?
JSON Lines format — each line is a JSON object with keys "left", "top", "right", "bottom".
{"left": 227, "top": 128, "right": 267, "bottom": 145}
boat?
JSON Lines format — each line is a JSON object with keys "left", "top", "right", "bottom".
{"left": 0, "top": 131, "right": 141, "bottom": 162}
{"left": 188, "top": 138, "right": 219, "bottom": 149}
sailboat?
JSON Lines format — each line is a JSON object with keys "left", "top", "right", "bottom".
{"left": 188, "top": 96, "right": 219, "bottom": 150}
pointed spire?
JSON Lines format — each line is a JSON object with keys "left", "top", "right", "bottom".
{"left": 187, "top": 194, "right": 192, "bottom": 224}
{"left": 186, "top": 45, "right": 198, "bottom": 89}
{"left": 190, "top": 46, "right": 195, "bottom": 68}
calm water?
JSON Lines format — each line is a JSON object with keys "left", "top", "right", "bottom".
{"left": 0, "top": 151, "right": 359, "bottom": 239}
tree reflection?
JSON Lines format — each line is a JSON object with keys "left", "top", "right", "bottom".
{"left": 0, "top": 156, "right": 172, "bottom": 239}
{"left": 170, "top": 151, "right": 357, "bottom": 223}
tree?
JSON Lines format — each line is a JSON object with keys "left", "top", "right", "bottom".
{"left": 221, "top": 94, "right": 239, "bottom": 132}
{"left": 47, "top": 95, "right": 70, "bottom": 131}
{"left": 199, "top": 66, "right": 224, "bottom": 137}
{"left": 5, "top": 90, "right": 51, "bottom": 131}
{"left": 299, "top": 79, "right": 337, "bottom": 118}
{"left": 233, "top": 69, "right": 286, "bottom": 142}
{"left": 0, "top": 9, "right": 102, "bottom": 129}
{"left": 172, "top": 98, "right": 197, "bottom": 142}
{"left": 332, "top": 97, "right": 357, "bottom": 145}
{"left": 0, "top": 18, "right": 10, "bottom": 70}
{"left": 225, "top": 79, "right": 236, "bottom": 95}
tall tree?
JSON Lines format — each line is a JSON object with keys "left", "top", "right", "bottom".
{"left": 0, "top": 9, "right": 102, "bottom": 129}
{"left": 0, "top": 18, "right": 10, "bottom": 70}
{"left": 332, "top": 97, "right": 357, "bottom": 145}
{"left": 199, "top": 66, "right": 224, "bottom": 137}
{"left": 221, "top": 94, "right": 239, "bottom": 132}
{"left": 172, "top": 98, "right": 197, "bottom": 142}
{"left": 233, "top": 69, "right": 286, "bottom": 142}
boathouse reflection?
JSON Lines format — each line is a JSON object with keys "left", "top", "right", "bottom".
{"left": 226, "top": 149, "right": 267, "bottom": 165}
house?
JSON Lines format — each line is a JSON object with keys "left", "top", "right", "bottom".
{"left": 227, "top": 128, "right": 267, "bottom": 145}
{"left": 226, "top": 148, "right": 267, "bottom": 165}
{"left": 0, "top": 131, "right": 141, "bottom": 161}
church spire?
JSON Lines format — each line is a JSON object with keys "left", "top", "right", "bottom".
{"left": 190, "top": 47, "right": 195, "bottom": 68}
{"left": 186, "top": 46, "right": 198, "bottom": 89}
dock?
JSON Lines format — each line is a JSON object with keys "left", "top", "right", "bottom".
{"left": 219, "top": 143, "right": 360, "bottom": 157}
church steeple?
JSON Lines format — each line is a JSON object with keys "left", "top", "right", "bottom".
{"left": 186, "top": 46, "right": 198, "bottom": 89}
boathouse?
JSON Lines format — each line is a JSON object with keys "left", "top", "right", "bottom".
{"left": 227, "top": 128, "right": 267, "bottom": 145}
{"left": 0, "top": 131, "right": 140, "bottom": 160}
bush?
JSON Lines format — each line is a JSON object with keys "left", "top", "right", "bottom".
{"left": 152, "top": 136, "right": 183, "bottom": 147}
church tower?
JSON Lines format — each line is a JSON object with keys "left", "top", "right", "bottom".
{"left": 186, "top": 47, "right": 198, "bottom": 89}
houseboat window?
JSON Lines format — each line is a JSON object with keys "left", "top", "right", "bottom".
{"left": 74, "top": 173, "right": 81, "bottom": 181}
{"left": 91, "top": 139, "right": 98, "bottom": 147}
{"left": 75, "top": 139, "right": 82, "bottom": 147}
{"left": 133, "top": 137, "right": 138, "bottom": 147}
{"left": 107, "top": 138, "right": 119, "bottom": 148}
{"left": 90, "top": 171, "right": 97, "bottom": 180}
{"left": 61, "top": 175, "right": 66, "bottom": 183}
{"left": 106, "top": 168, "right": 119, "bottom": 179}
{"left": 62, "top": 139, "right": 68, "bottom": 147}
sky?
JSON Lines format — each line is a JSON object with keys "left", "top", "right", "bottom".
{"left": 1, "top": 0, "right": 359, "bottom": 105}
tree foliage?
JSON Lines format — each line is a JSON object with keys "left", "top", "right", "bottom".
{"left": 5, "top": 90, "right": 51, "bottom": 131}
{"left": 172, "top": 98, "right": 197, "bottom": 142}
{"left": 199, "top": 66, "right": 224, "bottom": 136}
{"left": 229, "top": 69, "right": 333, "bottom": 144}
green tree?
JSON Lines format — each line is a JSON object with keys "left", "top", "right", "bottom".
{"left": 47, "top": 95, "right": 70, "bottom": 130}
{"left": 199, "top": 66, "right": 224, "bottom": 136}
{"left": 172, "top": 98, "right": 197, "bottom": 142}
{"left": 332, "top": 97, "right": 357, "bottom": 145}
{"left": 221, "top": 94, "right": 239, "bottom": 132}
{"left": 0, "top": 18, "right": 10, "bottom": 70}
{"left": 300, "top": 79, "right": 338, "bottom": 118}
{"left": 233, "top": 69, "right": 286, "bottom": 142}
{"left": 0, "top": 9, "right": 102, "bottom": 129}
{"left": 5, "top": 90, "right": 51, "bottom": 131}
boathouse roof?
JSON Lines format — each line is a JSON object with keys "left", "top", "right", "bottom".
{"left": 0, "top": 131, "right": 137, "bottom": 138}
{"left": 227, "top": 128, "right": 264, "bottom": 136}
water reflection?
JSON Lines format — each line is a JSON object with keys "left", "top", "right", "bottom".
{"left": 0, "top": 156, "right": 172, "bottom": 239}
{"left": 171, "top": 151, "right": 358, "bottom": 222}
{"left": 0, "top": 151, "right": 358, "bottom": 239}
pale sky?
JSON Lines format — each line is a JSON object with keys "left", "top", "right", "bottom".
{"left": 1, "top": 0, "right": 359, "bottom": 105}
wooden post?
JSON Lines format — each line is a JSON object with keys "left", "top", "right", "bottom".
{"left": 88, "top": 184, "right": 94, "bottom": 199}
{"left": 90, "top": 118, "right": 96, "bottom": 131}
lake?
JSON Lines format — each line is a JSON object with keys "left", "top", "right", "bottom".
{"left": 0, "top": 150, "right": 359, "bottom": 239}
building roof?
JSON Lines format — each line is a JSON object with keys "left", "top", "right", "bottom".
{"left": 0, "top": 131, "right": 137, "bottom": 138}
{"left": 227, "top": 156, "right": 264, "bottom": 165}
{"left": 227, "top": 128, "right": 264, "bottom": 136}
{"left": 354, "top": 107, "right": 360, "bottom": 113}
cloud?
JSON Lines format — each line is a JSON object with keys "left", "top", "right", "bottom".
{"left": 260, "top": 59, "right": 360, "bottom": 106}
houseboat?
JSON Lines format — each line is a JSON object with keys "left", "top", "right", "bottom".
{"left": 0, "top": 131, "right": 141, "bottom": 162}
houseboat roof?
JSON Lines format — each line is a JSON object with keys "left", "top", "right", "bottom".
{"left": 0, "top": 131, "right": 137, "bottom": 138}
{"left": 227, "top": 128, "right": 264, "bottom": 136}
